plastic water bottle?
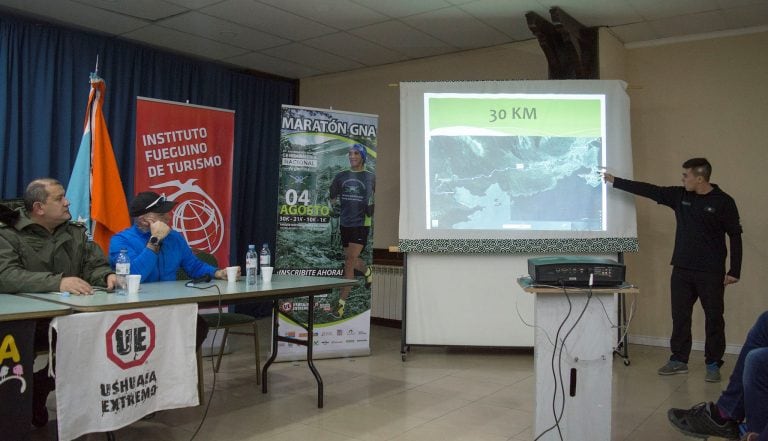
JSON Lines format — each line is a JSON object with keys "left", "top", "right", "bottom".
{"left": 245, "top": 244, "right": 257, "bottom": 285}
{"left": 115, "top": 249, "right": 130, "bottom": 295}
{"left": 259, "top": 243, "right": 271, "bottom": 273}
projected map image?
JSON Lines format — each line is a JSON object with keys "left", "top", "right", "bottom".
{"left": 428, "top": 135, "right": 604, "bottom": 231}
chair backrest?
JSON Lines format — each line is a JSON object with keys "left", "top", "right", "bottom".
{"left": 0, "top": 198, "right": 24, "bottom": 225}
{"left": 0, "top": 198, "right": 25, "bottom": 211}
{"left": 176, "top": 249, "right": 219, "bottom": 280}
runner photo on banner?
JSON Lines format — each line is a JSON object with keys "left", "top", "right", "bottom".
{"left": 134, "top": 98, "right": 235, "bottom": 266}
{"left": 275, "top": 105, "right": 378, "bottom": 360}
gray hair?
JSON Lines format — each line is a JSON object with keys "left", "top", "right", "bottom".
{"left": 24, "top": 178, "right": 62, "bottom": 211}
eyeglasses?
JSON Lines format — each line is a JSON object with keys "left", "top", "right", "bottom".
{"left": 144, "top": 193, "right": 166, "bottom": 210}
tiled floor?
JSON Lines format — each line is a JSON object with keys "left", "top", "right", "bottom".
{"left": 31, "top": 321, "right": 735, "bottom": 440}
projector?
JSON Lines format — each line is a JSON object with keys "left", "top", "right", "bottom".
{"left": 528, "top": 256, "right": 625, "bottom": 287}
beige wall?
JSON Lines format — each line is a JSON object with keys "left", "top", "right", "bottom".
{"left": 299, "top": 30, "right": 768, "bottom": 348}
{"left": 624, "top": 31, "right": 768, "bottom": 347}
{"left": 599, "top": 28, "right": 627, "bottom": 80}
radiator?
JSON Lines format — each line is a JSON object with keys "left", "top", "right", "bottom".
{"left": 370, "top": 264, "right": 403, "bottom": 320}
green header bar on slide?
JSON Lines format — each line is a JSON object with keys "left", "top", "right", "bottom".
{"left": 428, "top": 96, "right": 603, "bottom": 137}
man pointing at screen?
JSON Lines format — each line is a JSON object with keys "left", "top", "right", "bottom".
{"left": 603, "top": 158, "right": 742, "bottom": 382}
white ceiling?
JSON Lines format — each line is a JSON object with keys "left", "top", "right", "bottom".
{"left": 1, "top": 0, "right": 767, "bottom": 79}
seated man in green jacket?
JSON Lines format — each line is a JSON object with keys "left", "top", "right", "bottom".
{"left": 0, "top": 178, "right": 116, "bottom": 428}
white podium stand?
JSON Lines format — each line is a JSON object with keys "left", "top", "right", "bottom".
{"left": 519, "top": 278, "right": 638, "bottom": 441}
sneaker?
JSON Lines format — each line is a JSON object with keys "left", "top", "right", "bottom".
{"left": 334, "top": 299, "right": 346, "bottom": 318}
{"left": 668, "top": 402, "right": 739, "bottom": 439}
{"left": 658, "top": 360, "right": 688, "bottom": 375}
{"left": 705, "top": 363, "right": 722, "bottom": 383}
{"left": 364, "top": 266, "right": 373, "bottom": 289}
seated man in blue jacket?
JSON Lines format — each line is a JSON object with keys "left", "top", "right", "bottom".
{"left": 109, "top": 191, "right": 237, "bottom": 346}
{"left": 110, "top": 191, "right": 230, "bottom": 283}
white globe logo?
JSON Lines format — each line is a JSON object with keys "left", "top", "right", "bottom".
{"left": 173, "top": 198, "right": 224, "bottom": 252}
{"left": 150, "top": 179, "right": 226, "bottom": 255}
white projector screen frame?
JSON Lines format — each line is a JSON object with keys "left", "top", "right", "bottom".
{"left": 399, "top": 80, "right": 636, "bottom": 349}
{"left": 400, "top": 80, "right": 637, "bottom": 254}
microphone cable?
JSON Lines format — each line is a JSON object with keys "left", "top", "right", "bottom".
{"left": 183, "top": 280, "right": 222, "bottom": 441}
{"left": 533, "top": 282, "right": 594, "bottom": 441}
{"left": 593, "top": 289, "right": 638, "bottom": 353}
{"left": 553, "top": 287, "right": 593, "bottom": 434}
{"left": 534, "top": 281, "right": 572, "bottom": 441}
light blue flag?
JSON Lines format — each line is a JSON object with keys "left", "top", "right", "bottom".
{"left": 67, "top": 100, "right": 93, "bottom": 231}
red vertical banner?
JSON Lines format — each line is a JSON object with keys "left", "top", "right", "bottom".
{"left": 134, "top": 98, "right": 234, "bottom": 266}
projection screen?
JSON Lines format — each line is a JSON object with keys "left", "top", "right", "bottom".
{"left": 400, "top": 80, "right": 637, "bottom": 254}
{"left": 398, "top": 80, "right": 637, "bottom": 348}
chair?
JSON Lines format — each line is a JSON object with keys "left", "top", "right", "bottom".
{"left": 0, "top": 198, "right": 24, "bottom": 225}
{"left": 200, "top": 312, "right": 261, "bottom": 384}
{"left": 184, "top": 251, "right": 261, "bottom": 385}
{"left": 0, "top": 197, "right": 24, "bottom": 210}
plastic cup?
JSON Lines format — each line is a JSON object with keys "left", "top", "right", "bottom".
{"left": 126, "top": 275, "right": 141, "bottom": 294}
{"left": 226, "top": 266, "right": 239, "bottom": 282}
{"left": 261, "top": 266, "right": 273, "bottom": 282}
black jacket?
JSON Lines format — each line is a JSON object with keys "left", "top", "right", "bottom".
{"left": 613, "top": 177, "right": 742, "bottom": 278}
